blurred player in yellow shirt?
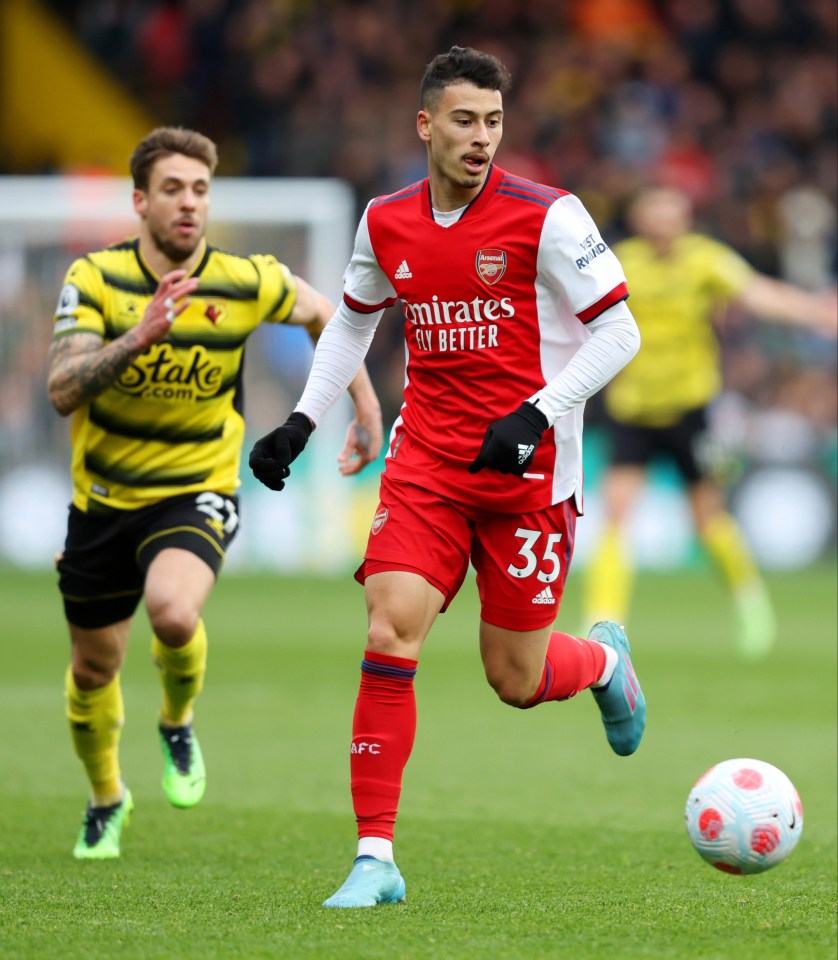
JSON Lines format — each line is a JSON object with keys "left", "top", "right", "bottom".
{"left": 582, "top": 186, "right": 836, "bottom": 660}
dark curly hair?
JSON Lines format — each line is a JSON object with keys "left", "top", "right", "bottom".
{"left": 420, "top": 46, "right": 512, "bottom": 110}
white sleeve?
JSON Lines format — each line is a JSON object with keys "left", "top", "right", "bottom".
{"left": 342, "top": 203, "right": 398, "bottom": 312}
{"left": 293, "top": 204, "right": 393, "bottom": 425}
{"left": 294, "top": 300, "right": 382, "bottom": 425}
{"left": 528, "top": 300, "right": 640, "bottom": 425}
{"left": 538, "top": 193, "right": 628, "bottom": 322}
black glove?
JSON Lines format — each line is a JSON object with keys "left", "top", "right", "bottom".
{"left": 468, "top": 401, "right": 549, "bottom": 476}
{"left": 249, "top": 412, "right": 313, "bottom": 491}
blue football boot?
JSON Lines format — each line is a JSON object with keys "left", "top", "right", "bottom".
{"left": 323, "top": 856, "right": 406, "bottom": 908}
{"left": 589, "top": 621, "right": 646, "bottom": 756}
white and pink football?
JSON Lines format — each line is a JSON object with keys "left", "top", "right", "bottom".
{"left": 685, "top": 758, "right": 803, "bottom": 875}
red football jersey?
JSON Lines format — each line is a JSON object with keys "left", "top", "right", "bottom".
{"left": 343, "top": 165, "right": 628, "bottom": 513}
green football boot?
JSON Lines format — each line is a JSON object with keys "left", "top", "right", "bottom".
{"left": 73, "top": 787, "right": 134, "bottom": 860}
{"left": 159, "top": 723, "right": 206, "bottom": 808}
{"left": 735, "top": 583, "right": 777, "bottom": 662}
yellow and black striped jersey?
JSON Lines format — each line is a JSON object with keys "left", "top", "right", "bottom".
{"left": 53, "top": 237, "right": 298, "bottom": 511}
{"left": 605, "top": 233, "right": 754, "bottom": 427}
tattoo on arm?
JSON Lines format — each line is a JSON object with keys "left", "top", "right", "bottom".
{"left": 47, "top": 330, "right": 145, "bottom": 414}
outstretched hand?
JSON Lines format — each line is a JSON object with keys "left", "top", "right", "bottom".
{"left": 249, "top": 412, "right": 314, "bottom": 491}
{"left": 337, "top": 414, "right": 383, "bottom": 476}
{"left": 468, "top": 401, "right": 549, "bottom": 476}
{"left": 134, "top": 270, "right": 200, "bottom": 349}
{"left": 813, "top": 289, "right": 838, "bottom": 337}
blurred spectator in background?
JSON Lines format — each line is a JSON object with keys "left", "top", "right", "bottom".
{"left": 581, "top": 186, "right": 836, "bottom": 660}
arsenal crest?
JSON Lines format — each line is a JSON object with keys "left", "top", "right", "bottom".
{"left": 371, "top": 506, "right": 389, "bottom": 535}
{"left": 476, "top": 248, "right": 507, "bottom": 286}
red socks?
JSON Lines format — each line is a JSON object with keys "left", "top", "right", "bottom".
{"left": 525, "top": 631, "right": 606, "bottom": 707}
{"left": 351, "top": 650, "right": 418, "bottom": 841}
{"left": 348, "top": 636, "right": 602, "bottom": 837}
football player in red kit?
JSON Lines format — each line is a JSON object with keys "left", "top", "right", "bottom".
{"left": 251, "top": 46, "right": 645, "bottom": 908}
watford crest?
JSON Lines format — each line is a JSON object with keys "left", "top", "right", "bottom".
{"left": 205, "top": 304, "right": 225, "bottom": 325}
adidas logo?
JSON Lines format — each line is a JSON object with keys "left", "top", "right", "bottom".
{"left": 517, "top": 443, "right": 534, "bottom": 464}
{"left": 395, "top": 259, "right": 413, "bottom": 279}
{"left": 532, "top": 585, "right": 556, "bottom": 605}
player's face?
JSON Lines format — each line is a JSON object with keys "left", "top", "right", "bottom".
{"left": 630, "top": 188, "right": 693, "bottom": 246}
{"left": 418, "top": 82, "right": 503, "bottom": 204}
{"left": 134, "top": 154, "right": 210, "bottom": 264}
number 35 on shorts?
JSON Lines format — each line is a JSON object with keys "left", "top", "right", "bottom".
{"left": 507, "top": 528, "right": 563, "bottom": 583}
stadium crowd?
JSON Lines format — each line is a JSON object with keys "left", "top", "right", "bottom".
{"left": 52, "top": 1, "right": 834, "bottom": 252}
{"left": 53, "top": 0, "right": 838, "bottom": 424}
{"left": 2, "top": 0, "right": 836, "bottom": 495}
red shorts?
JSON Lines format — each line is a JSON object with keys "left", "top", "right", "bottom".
{"left": 355, "top": 474, "right": 577, "bottom": 631}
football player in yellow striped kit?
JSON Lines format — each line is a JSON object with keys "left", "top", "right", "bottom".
{"left": 48, "top": 127, "right": 383, "bottom": 859}
{"left": 581, "top": 186, "right": 836, "bottom": 661}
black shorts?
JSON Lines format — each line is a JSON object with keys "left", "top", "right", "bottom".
{"left": 605, "top": 407, "right": 716, "bottom": 485}
{"left": 57, "top": 492, "right": 240, "bottom": 629}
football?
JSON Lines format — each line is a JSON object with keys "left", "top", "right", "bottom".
{"left": 684, "top": 758, "right": 804, "bottom": 875}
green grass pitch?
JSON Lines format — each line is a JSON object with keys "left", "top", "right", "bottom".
{"left": 0, "top": 562, "right": 835, "bottom": 960}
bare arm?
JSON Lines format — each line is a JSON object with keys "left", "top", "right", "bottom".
{"left": 48, "top": 330, "right": 147, "bottom": 416}
{"left": 736, "top": 275, "right": 837, "bottom": 336}
{"left": 47, "top": 270, "right": 199, "bottom": 416}
{"left": 288, "top": 276, "right": 383, "bottom": 473}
